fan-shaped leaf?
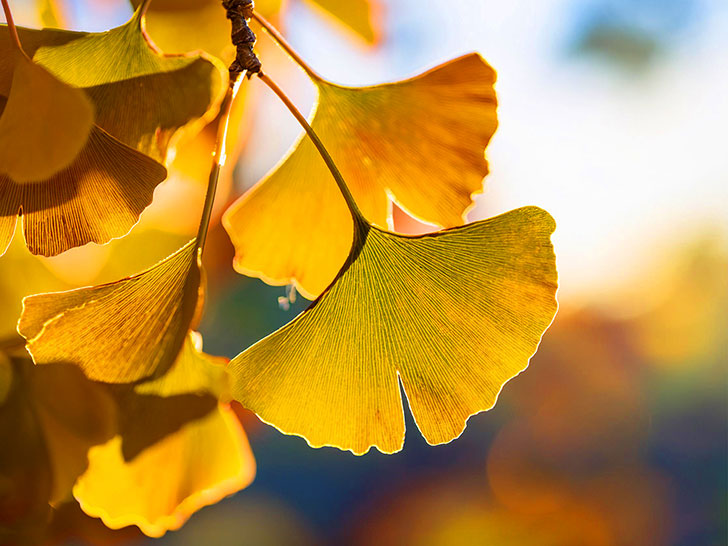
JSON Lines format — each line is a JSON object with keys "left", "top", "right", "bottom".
{"left": 0, "top": 53, "right": 93, "bottom": 183}
{"left": 229, "top": 207, "right": 557, "bottom": 454}
{"left": 0, "top": 107, "right": 168, "bottom": 257}
{"left": 224, "top": 53, "right": 498, "bottom": 298}
{"left": 18, "top": 239, "right": 200, "bottom": 383}
{"left": 74, "top": 335, "right": 255, "bottom": 538}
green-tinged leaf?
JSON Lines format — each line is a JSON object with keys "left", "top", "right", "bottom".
{"left": 224, "top": 53, "right": 498, "bottom": 298}
{"left": 0, "top": 101, "right": 167, "bottom": 257}
{"left": 230, "top": 207, "right": 557, "bottom": 455}
{"left": 0, "top": 52, "right": 93, "bottom": 183}
{"left": 18, "top": 240, "right": 200, "bottom": 383}
{"left": 74, "top": 335, "right": 255, "bottom": 538}
{"left": 0, "top": 7, "right": 227, "bottom": 164}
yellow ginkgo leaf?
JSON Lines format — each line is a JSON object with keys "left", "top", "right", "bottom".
{"left": 18, "top": 239, "right": 201, "bottom": 383}
{"left": 74, "top": 334, "right": 255, "bottom": 538}
{"left": 0, "top": 351, "right": 116, "bottom": 542}
{"left": 0, "top": 110, "right": 168, "bottom": 258}
{"left": 1, "top": 5, "right": 227, "bottom": 164}
{"left": 230, "top": 207, "right": 557, "bottom": 455}
{"left": 224, "top": 53, "right": 498, "bottom": 298}
{"left": 113, "top": 332, "right": 227, "bottom": 461}
{"left": 305, "top": 0, "right": 381, "bottom": 44}
{"left": 0, "top": 52, "right": 94, "bottom": 183}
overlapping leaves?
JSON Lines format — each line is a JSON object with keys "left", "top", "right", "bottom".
{"left": 18, "top": 239, "right": 201, "bottom": 383}
{"left": 224, "top": 53, "right": 498, "bottom": 298}
{"left": 0, "top": 7, "right": 226, "bottom": 257}
{"left": 0, "top": 349, "right": 116, "bottom": 544}
{"left": 74, "top": 334, "right": 255, "bottom": 537}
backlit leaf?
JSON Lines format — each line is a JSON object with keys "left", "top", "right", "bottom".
{"left": 1, "top": 6, "right": 227, "bottom": 164}
{"left": 224, "top": 53, "right": 498, "bottom": 298}
{"left": 113, "top": 333, "right": 227, "bottom": 460}
{"left": 0, "top": 52, "right": 93, "bottom": 183}
{"left": 0, "top": 104, "right": 167, "bottom": 257}
{"left": 18, "top": 239, "right": 200, "bottom": 383}
{"left": 74, "top": 335, "right": 255, "bottom": 538}
{"left": 305, "top": 0, "right": 381, "bottom": 44}
{"left": 0, "top": 352, "right": 116, "bottom": 542}
{"left": 229, "top": 207, "right": 557, "bottom": 454}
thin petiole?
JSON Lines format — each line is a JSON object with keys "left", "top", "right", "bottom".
{"left": 252, "top": 11, "right": 323, "bottom": 83}
{"left": 1, "top": 0, "right": 26, "bottom": 55}
{"left": 257, "top": 70, "right": 365, "bottom": 223}
{"left": 195, "top": 74, "right": 245, "bottom": 253}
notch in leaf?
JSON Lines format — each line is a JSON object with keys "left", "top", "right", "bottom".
{"left": 230, "top": 208, "right": 558, "bottom": 454}
{"left": 224, "top": 22, "right": 498, "bottom": 298}
{"left": 18, "top": 239, "right": 201, "bottom": 384}
{"left": 228, "top": 73, "right": 557, "bottom": 455}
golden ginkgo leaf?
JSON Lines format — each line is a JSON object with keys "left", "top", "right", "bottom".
{"left": 18, "top": 239, "right": 201, "bottom": 383}
{"left": 0, "top": 52, "right": 94, "bottom": 183}
{"left": 305, "top": 0, "right": 381, "bottom": 44}
{"left": 1, "top": 5, "right": 227, "bottom": 164}
{"left": 229, "top": 207, "right": 558, "bottom": 455}
{"left": 224, "top": 53, "right": 498, "bottom": 298}
{"left": 0, "top": 107, "right": 168, "bottom": 257}
{"left": 74, "top": 334, "right": 255, "bottom": 538}
{"left": 0, "top": 351, "right": 116, "bottom": 542}
{"left": 113, "top": 332, "right": 227, "bottom": 461}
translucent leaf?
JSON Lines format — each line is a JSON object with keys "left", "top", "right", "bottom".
{"left": 0, "top": 104, "right": 167, "bottom": 257}
{"left": 0, "top": 353, "right": 116, "bottom": 541}
{"left": 1, "top": 7, "right": 227, "bottom": 164}
{"left": 224, "top": 53, "right": 498, "bottom": 298}
{"left": 0, "top": 52, "right": 93, "bottom": 182}
{"left": 74, "top": 336, "right": 255, "bottom": 538}
{"left": 305, "top": 0, "right": 381, "bottom": 44}
{"left": 30, "top": 362, "right": 117, "bottom": 504}
{"left": 229, "top": 207, "right": 557, "bottom": 455}
{"left": 18, "top": 239, "right": 200, "bottom": 383}
{"left": 113, "top": 333, "right": 227, "bottom": 460}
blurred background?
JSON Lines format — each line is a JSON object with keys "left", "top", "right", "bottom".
{"left": 2, "top": 0, "right": 727, "bottom": 544}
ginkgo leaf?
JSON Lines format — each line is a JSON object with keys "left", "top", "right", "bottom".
{"left": 0, "top": 104, "right": 168, "bottom": 257}
{"left": 0, "top": 6, "right": 227, "bottom": 164}
{"left": 229, "top": 207, "right": 558, "bottom": 455}
{"left": 224, "top": 53, "right": 498, "bottom": 298}
{"left": 30, "top": 362, "right": 117, "bottom": 504}
{"left": 18, "top": 239, "right": 201, "bottom": 383}
{"left": 0, "top": 352, "right": 116, "bottom": 542}
{"left": 0, "top": 52, "right": 94, "bottom": 183}
{"left": 74, "top": 335, "right": 255, "bottom": 538}
{"left": 114, "top": 333, "right": 228, "bottom": 460}
{"left": 305, "top": 0, "right": 381, "bottom": 44}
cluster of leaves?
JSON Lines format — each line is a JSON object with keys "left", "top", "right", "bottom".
{"left": 0, "top": 0, "right": 558, "bottom": 540}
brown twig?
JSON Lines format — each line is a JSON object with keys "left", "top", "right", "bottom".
{"left": 222, "top": 0, "right": 261, "bottom": 80}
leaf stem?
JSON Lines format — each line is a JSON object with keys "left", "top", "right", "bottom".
{"left": 252, "top": 11, "right": 323, "bottom": 83}
{"left": 257, "top": 71, "right": 365, "bottom": 223}
{"left": 1, "top": 0, "right": 25, "bottom": 55}
{"left": 196, "top": 74, "right": 244, "bottom": 253}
